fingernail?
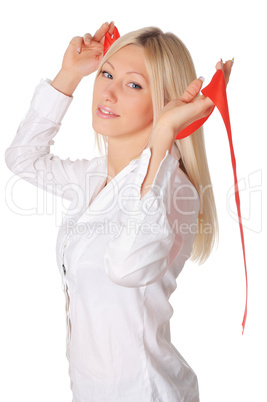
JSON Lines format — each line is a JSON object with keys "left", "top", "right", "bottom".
{"left": 77, "top": 47, "right": 81, "bottom": 54}
{"left": 232, "top": 57, "right": 235, "bottom": 65}
{"left": 198, "top": 76, "right": 205, "bottom": 82}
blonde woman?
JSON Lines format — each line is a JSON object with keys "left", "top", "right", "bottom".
{"left": 5, "top": 21, "right": 233, "bottom": 402}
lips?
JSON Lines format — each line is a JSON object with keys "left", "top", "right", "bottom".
{"left": 96, "top": 105, "right": 120, "bottom": 119}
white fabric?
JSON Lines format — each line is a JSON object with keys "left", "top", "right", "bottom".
{"left": 5, "top": 78, "right": 200, "bottom": 402}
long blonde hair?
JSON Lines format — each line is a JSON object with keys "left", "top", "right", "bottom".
{"left": 93, "top": 27, "right": 219, "bottom": 264}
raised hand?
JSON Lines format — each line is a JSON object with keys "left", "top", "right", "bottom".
{"left": 155, "top": 59, "right": 234, "bottom": 139}
{"left": 62, "top": 22, "right": 116, "bottom": 79}
{"left": 51, "top": 22, "right": 115, "bottom": 96}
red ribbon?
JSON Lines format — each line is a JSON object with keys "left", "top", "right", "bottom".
{"left": 176, "top": 70, "right": 248, "bottom": 334}
{"left": 103, "top": 26, "right": 120, "bottom": 56}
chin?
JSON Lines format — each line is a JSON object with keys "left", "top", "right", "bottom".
{"left": 92, "top": 123, "right": 111, "bottom": 138}
{"left": 93, "top": 120, "right": 119, "bottom": 138}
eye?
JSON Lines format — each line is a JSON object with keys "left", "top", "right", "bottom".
{"left": 101, "top": 70, "right": 113, "bottom": 79}
{"left": 128, "top": 82, "right": 142, "bottom": 90}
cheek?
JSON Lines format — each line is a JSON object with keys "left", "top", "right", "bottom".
{"left": 130, "top": 97, "right": 153, "bottom": 123}
{"left": 92, "top": 85, "right": 98, "bottom": 108}
{"left": 92, "top": 78, "right": 102, "bottom": 105}
{"left": 140, "top": 99, "right": 153, "bottom": 124}
{"left": 92, "top": 82, "right": 103, "bottom": 123}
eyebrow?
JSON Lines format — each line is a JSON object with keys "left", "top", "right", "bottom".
{"left": 104, "top": 61, "right": 147, "bottom": 80}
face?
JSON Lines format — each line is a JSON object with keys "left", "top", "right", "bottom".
{"left": 92, "top": 44, "right": 153, "bottom": 141}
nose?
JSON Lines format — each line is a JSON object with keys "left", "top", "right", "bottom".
{"left": 103, "top": 81, "right": 118, "bottom": 103}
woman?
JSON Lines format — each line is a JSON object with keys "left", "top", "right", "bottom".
{"left": 5, "top": 21, "right": 233, "bottom": 401}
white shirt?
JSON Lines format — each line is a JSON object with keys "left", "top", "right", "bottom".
{"left": 5, "top": 78, "right": 200, "bottom": 402}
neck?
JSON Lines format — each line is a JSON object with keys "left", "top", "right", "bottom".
{"left": 105, "top": 135, "right": 151, "bottom": 181}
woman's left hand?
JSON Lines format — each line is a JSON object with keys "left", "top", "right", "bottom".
{"left": 154, "top": 59, "right": 234, "bottom": 138}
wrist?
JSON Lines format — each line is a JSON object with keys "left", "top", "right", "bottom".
{"left": 148, "top": 124, "right": 175, "bottom": 151}
{"left": 51, "top": 69, "right": 83, "bottom": 97}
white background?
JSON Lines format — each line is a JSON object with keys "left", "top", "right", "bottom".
{"left": 1, "top": 0, "right": 266, "bottom": 401}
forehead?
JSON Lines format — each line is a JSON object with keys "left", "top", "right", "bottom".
{"left": 106, "top": 44, "right": 148, "bottom": 74}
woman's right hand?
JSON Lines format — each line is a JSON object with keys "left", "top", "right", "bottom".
{"left": 61, "top": 22, "right": 115, "bottom": 80}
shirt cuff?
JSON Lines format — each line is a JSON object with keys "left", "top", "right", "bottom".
{"left": 30, "top": 78, "right": 74, "bottom": 123}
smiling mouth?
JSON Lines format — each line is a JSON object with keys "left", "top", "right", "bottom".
{"left": 96, "top": 107, "right": 120, "bottom": 119}
{"left": 99, "top": 108, "right": 113, "bottom": 115}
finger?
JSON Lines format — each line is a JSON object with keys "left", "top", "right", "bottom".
{"left": 108, "top": 21, "right": 115, "bottom": 35}
{"left": 223, "top": 59, "right": 234, "bottom": 86}
{"left": 70, "top": 36, "right": 83, "bottom": 54}
{"left": 83, "top": 33, "right": 92, "bottom": 46}
{"left": 215, "top": 59, "right": 233, "bottom": 86}
{"left": 92, "top": 22, "right": 110, "bottom": 43}
{"left": 215, "top": 58, "right": 223, "bottom": 71}
{"left": 179, "top": 78, "right": 204, "bottom": 104}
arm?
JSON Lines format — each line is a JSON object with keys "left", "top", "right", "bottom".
{"left": 104, "top": 145, "right": 200, "bottom": 287}
{"left": 5, "top": 22, "right": 116, "bottom": 200}
{"left": 5, "top": 79, "right": 88, "bottom": 200}
{"left": 140, "top": 59, "right": 234, "bottom": 199}
{"left": 50, "top": 69, "right": 82, "bottom": 97}
{"left": 139, "top": 125, "right": 173, "bottom": 199}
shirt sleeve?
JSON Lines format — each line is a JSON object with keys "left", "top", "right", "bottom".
{"left": 5, "top": 78, "right": 93, "bottom": 201}
{"left": 104, "top": 147, "right": 200, "bottom": 288}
